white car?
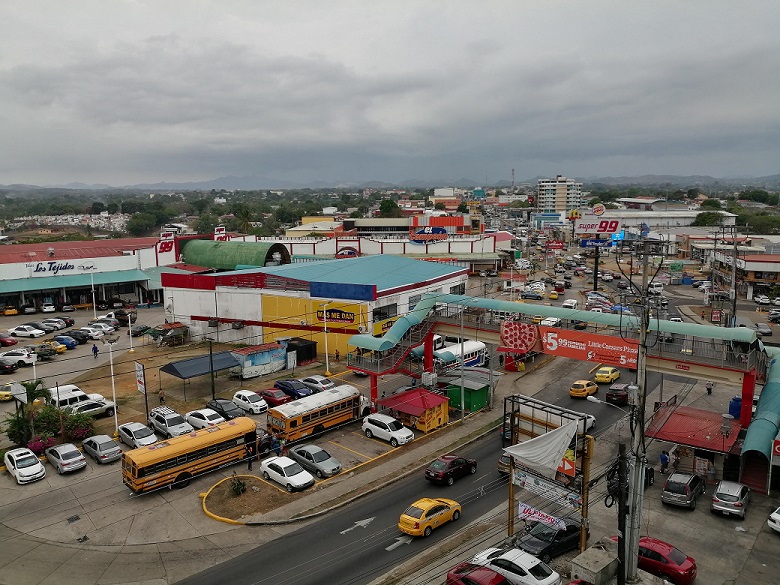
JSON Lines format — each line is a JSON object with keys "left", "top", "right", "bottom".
{"left": 4, "top": 447, "right": 46, "bottom": 484}
{"left": 79, "top": 326, "right": 105, "bottom": 340}
{"left": 768, "top": 506, "right": 780, "bottom": 534}
{"left": 0, "top": 349, "right": 36, "bottom": 367}
{"left": 117, "top": 422, "right": 158, "bottom": 448}
{"left": 232, "top": 390, "right": 268, "bottom": 414}
{"left": 8, "top": 325, "right": 45, "bottom": 338}
{"left": 471, "top": 547, "right": 561, "bottom": 585}
{"left": 260, "top": 455, "right": 315, "bottom": 492}
{"left": 601, "top": 273, "right": 613, "bottom": 282}
{"left": 362, "top": 413, "right": 414, "bottom": 447}
{"left": 89, "top": 322, "right": 116, "bottom": 334}
{"left": 755, "top": 295, "right": 771, "bottom": 305}
{"left": 670, "top": 317, "right": 683, "bottom": 323}
{"left": 41, "top": 318, "right": 66, "bottom": 330}
{"left": 299, "top": 375, "right": 336, "bottom": 393}
{"left": 185, "top": 408, "right": 225, "bottom": 429}
{"left": 41, "top": 303, "right": 56, "bottom": 313}
{"left": 45, "top": 443, "right": 87, "bottom": 474}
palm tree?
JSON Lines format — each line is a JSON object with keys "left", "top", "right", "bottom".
{"left": 3, "top": 380, "right": 50, "bottom": 446}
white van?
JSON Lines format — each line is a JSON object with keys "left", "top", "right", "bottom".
{"left": 45, "top": 385, "right": 90, "bottom": 409}
{"left": 562, "top": 299, "right": 579, "bottom": 309}
{"left": 647, "top": 282, "right": 664, "bottom": 295}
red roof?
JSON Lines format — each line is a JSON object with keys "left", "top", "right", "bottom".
{"left": 645, "top": 405, "right": 742, "bottom": 453}
{"left": 377, "top": 388, "right": 449, "bottom": 417}
{"left": 167, "top": 262, "right": 214, "bottom": 273}
{"left": 0, "top": 237, "right": 159, "bottom": 265}
{"left": 742, "top": 254, "right": 780, "bottom": 263}
{"left": 231, "top": 343, "right": 283, "bottom": 355}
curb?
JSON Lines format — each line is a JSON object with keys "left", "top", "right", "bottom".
{"left": 200, "top": 475, "right": 251, "bottom": 525}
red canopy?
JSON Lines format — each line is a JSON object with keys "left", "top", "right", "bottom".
{"left": 377, "top": 388, "right": 449, "bottom": 417}
{"left": 646, "top": 405, "right": 742, "bottom": 454}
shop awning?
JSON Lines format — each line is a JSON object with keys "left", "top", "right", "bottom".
{"left": 645, "top": 405, "right": 742, "bottom": 454}
{"left": 376, "top": 388, "right": 449, "bottom": 417}
{"left": 0, "top": 269, "right": 149, "bottom": 295}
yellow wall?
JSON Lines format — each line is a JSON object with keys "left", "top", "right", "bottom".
{"left": 261, "top": 294, "right": 369, "bottom": 354}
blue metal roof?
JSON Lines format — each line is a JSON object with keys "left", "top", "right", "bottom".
{"left": 743, "top": 346, "right": 780, "bottom": 458}
{"left": 220, "top": 256, "right": 467, "bottom": 293}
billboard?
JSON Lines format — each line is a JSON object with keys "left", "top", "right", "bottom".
{"left": 574, "top": 218, "right": 622, "bottom": 235}
{"left": 409, "top": 226, "right": 448, "bottom": 244}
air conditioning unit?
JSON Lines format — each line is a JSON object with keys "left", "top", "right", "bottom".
{"left": 231, "top": 322, "right": 244, "bottom": 330}
{"left": 208, "top": 319, "right": 218, "bottom": 327}
{"left": 300, "top": 320, "right": 308, "bottom": 326}
{"left": 357, "top": 325, "right": 368, "bottom": 334}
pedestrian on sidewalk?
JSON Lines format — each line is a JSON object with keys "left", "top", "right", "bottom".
{"left": 706, "top": 381, "right": 714, "bottom": 395}
{"left": 246, "top": 441, "right": 255, "bottom": 470}
{"left": 158, "top": 389, "right": 165, "bottom": 404}
{"left": 660, "top": 451, "right": 669, "bottom": 474}
{"left": 92, "top": 344, "right": 99, "bottom": 359}
{"left": 334, "top": 349, "right": 340, "bottom": 362}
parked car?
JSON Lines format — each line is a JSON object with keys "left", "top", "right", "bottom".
{"left": 516, "top": 518, "right": 584, "bottom": 564}
{"left": 128, "top": 324, "right": 151, "bottom": 337}
{"left": 362, "top": 413, "right": 414, "bottom": 447}
{"left": 20, "top": 305, "right": 37, "bottom": 314}
{"left": 205, "top": 398, "right": 245, "bottom": 420}
{"left": 63, "top": 329, "right": 89, "bottom": 344}
{"left": 66, "top": 398, "right": 116, "bottom": 418}
{"left": 38, "top": 340, "right": 67, "bottom": 354}
{"left": 446, "top": 562, "right": 510, "bottom": 585}
{"left": 0, "top": 357, "right": 18, "bottom": 374}
{"left": 89, "top": 322, "right": 117, "bottom": 334}
{"left": 8, "top": 325, "right": 46, "bottom": 338}
{"left": 520, "top": 291, "right": 543, "bottom": 300}
{"left": 24, "top": 321, "right": 56, "bottom": 333}
{"left": 41, "top": 318, "right": 66, "bottom": 330}
{"left": 54, "top": 315, "right": 75, "bottom": 327}
{"left": 82, "top": 434, "right": 123, "bottom": 464}
{"left": 755, "top": 323, "right": 773, "bottom": 337}
{"left": 288, "top": 444, "right": 342, "bottom": 478}
{"left": 661, "top": 472, "right": 706, "bottom": 509}
{"left": 424, "top": 454, "right": 477, "bottom": 486}
{"left": 0, "top": 348, "right": 36, "bottom": 367}
{"left": 52, "top": 335, "right": 78, "bottom": 349}
{"left": 710, "top": 480, "right": 750, "bottom": 518}
{"left": 767, "top": 506, "right": 780, "bottom": 534}
{"left": 118, "top": 422, "right": 158, "bottom": 448}
{"left": 4, "top": 447, "right": 46, "bottom": 484}
{"left": 60, "top": 304, "right": 75, "bottom": 312}
{"left": 0, "top": 333, "right": 18, "bottom": 347}
{"left": 594, "top": 367, "right": 620, "bottom": 383}
{"left": 398, "top": 497, "right": 461, "bottom": 537}
{"left": 148, "top": 406, "right": 194, "bottom": 438}
{"left": 185, "top": 408, "right": 226, "bottom": 429}
{"left": 260, "top": 455, "right": 315, "bottom": 492}
{"left": 45, "top": 443, "right": 87, "bottom": 474}
{"left": 471, "top": 547, "right": 560, "bottom": 585}
{"left": 274, "top": 379, "right": 314, "bottom": 399}
{"left": 40, "top": 303, "right": 56, "bottom": 313}
{"left": 754, "top": 295, "right": 771, "bottom": 305}
{"left": 258, "top": 387, "right": 292, "bottom": 407}
{"left": 298, "top": 375, "right": 336, "bottom": 393}
{"left": 78, "top": 326, "right": 105, "bottom": 340}
{"left": 569, "top": 380, "right": 598, "bottom": 398}
{"left": 3, "top": 306, "right": 19, "bottom": 316}
{"left": 232, "top": 389, "right": 268, "bottom": 414}
{"left": 610, "top": 535, "right": 697, "bottom": 585}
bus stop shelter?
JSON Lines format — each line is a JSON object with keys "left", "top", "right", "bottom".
{"left": 159, "top": 351, "right": 240, "bottom": 400}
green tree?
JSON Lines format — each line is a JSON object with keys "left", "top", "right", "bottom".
{"left": 194, "top": 213, "right": 219, "bottom": 234}
{"left": 434, "top": 202, "right": 446, "bottom": 211}
{"left": 457, "top": 203, "right": 468, "bottom": 213}
{"left": 126, "top": 213, "right": 157, "bottom": 236}
{"left": 106, "top": 202, "right": 119, "bottom": 214}
{"left": 90, "top": 202, "right": 106, "bottom": 214}
{"left": 700, "top": 199, "right": 722, "bottom": 210}
{"left": 691, "top": 211, "right": 725, "bottom": 227}
{"left": 233, "top": 205, "right": 254, "bottom": 234}
{"left": 379, "top": 199, "right": 403, "bottom": 218}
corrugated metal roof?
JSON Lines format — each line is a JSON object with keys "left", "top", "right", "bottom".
{"left": 219, "top": 255, "right": 466, "bottom": 292}
{"left": 0, "top": 237, "right": 160, "bottom": 265}
{"left": 645, "top": 405, "right": 741, "bottom": 453}
{"left": 0, "top": 269, "right": 148, "bottom": 294}
{"left": 180, "top": 240, "right": 291, "bottom": 270}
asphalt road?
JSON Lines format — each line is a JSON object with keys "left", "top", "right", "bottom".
{"left": 179, "top": 433, "right": 510, "bottom": 585}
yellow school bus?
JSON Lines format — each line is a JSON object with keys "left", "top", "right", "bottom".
{"left": 121, "top": 417, "right": 257, "bottom": 493}
{"left": 266, "top": 385, "right": 370, "bottom": 442}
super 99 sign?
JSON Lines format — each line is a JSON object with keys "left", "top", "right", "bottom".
{"left": 574, "top": 218, "right": 622, "bottom": 235}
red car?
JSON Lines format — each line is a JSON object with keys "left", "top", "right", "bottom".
{"left": 0, "top": 334, "right": 18, "bottom": 347}
{"left": 611, "top": 536, "right": 696, "bottom": 585}
{"left": 446, "top": 562, "right": 511, "bottom": 585}
{"left": 258, "top": 388, "right": 292, "bottom": 407}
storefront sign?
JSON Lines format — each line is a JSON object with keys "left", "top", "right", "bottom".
{"left": 26, "top": 261, "right": 77, "bottom": 275}
{"left": 335, "top": 247, "right": 359, "bottom": 259}
{"left": 517, "top": 502, "right": 567, "bottom": 530}
{"left": 409, "top": 226, "right": 448, "bottom": 244}
{"left": 316, "top": 309, "right": 355, "bottom": 323}
{"left": 538, "top": 327, "right": 639, "bottom": 368}
{"left": 575, "top": 218, "right": 622, "bottom": 235}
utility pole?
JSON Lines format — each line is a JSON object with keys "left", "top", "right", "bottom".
{"left": 625, "top": 239, "right": 651, "bottom": 583}
{"left": 730, "top": 226, "right": 740, "bottom": 327}
{"left": 617, "top": 442, "right": 628, "bottom": 585}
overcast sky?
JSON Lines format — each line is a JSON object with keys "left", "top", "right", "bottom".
{"left": 1, "top": 1, "right": 777, "bottom": 187}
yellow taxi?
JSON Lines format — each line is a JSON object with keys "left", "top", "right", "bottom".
{"left": 36, "top": 341, "right": 67, "bottom": 354}
{"left": 398, "top": 497, "right": 461, "bottom": 537}
{"left": 548, "top": 291, "right": 559, "bottom": 300}
{"left": 570, "top": 380, "right": 598, "bottom": 398}
{"left": 594, "top": 366, "right": 620, "bottom": 383}
{"left": 0, "top": 383, "right": 15, "bottom": 401}
{"left": 3, "top": 306, "right": 18, "bottom": 316}
{"left": 531, "top": 315, "right": 544, "bottom": 324}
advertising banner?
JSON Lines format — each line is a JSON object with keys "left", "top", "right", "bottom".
{"left": 518, "top": 502, "right": 567, "bottom": 530}
{"left": 538, "top": 327, "right": 639, "bottom": 368}
{"left": 513, "top": 469, "right": 582, "bottom": 509}
{"left": 574, "top": 218, "right": 622, "bottom": 235}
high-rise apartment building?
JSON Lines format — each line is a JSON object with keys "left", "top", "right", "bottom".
{"left": 537, "top": 175, "right": 582, "bottom": 213}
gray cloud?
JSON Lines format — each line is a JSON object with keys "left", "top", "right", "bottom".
{"left": 0, "top": 1, "right": 777, "bottom": 185}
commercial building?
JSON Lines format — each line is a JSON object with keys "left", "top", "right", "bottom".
{"left": 537, "top": 175, "right": 583, "bottom": 213}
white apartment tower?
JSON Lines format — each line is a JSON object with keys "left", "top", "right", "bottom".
{"left": 537, "top": 175, "right": 582, "bottom": 213}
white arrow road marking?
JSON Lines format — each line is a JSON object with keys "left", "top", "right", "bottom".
{"left": 340, "top": 517, "right": 375, "bottom": 534}
{"left": 385, "top": 535, "right": 413, "bottom": 551}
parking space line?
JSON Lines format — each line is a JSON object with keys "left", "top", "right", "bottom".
{"left": 328, "top": 441, "right": 371, "bottom": 459}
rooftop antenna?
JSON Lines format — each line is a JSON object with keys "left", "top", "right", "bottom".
{"left": 511, "top": 168, "right": 515, "bottom": 193}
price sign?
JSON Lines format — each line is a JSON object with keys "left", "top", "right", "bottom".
{"left": 575, "top": 218, "right": 622, "bottom": 235}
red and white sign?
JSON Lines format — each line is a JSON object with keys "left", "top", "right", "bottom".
{"left": 592, "top": 203, "right": 606, "bottom": 216}
{"left": 546, "top": 240, "right": 565, "bottom": 250}
{"left": 538, "top": 327, "right": 638, "bottom": 368}
{"left": 574, "top": 218, "right": 622, "bottom": 235}
{"left": 557, "top": 457, "right": 576, "bottom": 477}
{"left": 214, "top": 226, "right": 230, "bottom": 242}
{"left": 518, "top": 503, "right": 567, "bottom": 530}
{"left": 773, "top": 432, "right": 780, "bottom": 463}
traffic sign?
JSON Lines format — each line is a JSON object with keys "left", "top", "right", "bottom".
{"left": 581, "top": 239, "right": 611, "bottom": 248}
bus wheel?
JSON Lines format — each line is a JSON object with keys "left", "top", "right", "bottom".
{"left": 313, "top": 424, "right": 325, "bottom": 436}
{"left": 174, "top": 473, "right": 191, "bottom": 489}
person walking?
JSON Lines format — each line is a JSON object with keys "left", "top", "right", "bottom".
{"left": 660, "top": 451, "right": 669, "bottom": 474}
{"left": 271, "top": 436, "right": 281, "bottom": 457}
{"left": 334, "top": 349, "right": 340, "bottom": 362}
{"left": 158, "top": 389, "right": 165, "bottom": 404}
{"left": 92, "top": 344, "right": 99, "bottom": 359}
{"left": 706, "top": 381, "right": 714, "bottom": 395}
{"left": 246, "top": 441, "right": 255, "bottom": 470}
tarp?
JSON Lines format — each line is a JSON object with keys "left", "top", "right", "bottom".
{"left": 376, "top": 388, "right": 449, "bottom": 417}
{"left": 503, "top": 420, "right": 578, "bottom": 479}
{"left": 159, "top": 351, "right": 240, "bottom": 379}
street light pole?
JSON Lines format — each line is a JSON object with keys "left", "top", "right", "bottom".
{"left": 321, "top": 301, "right": 332, "bottom": 376}
{"left": 90, "top": 270, "right": 97, "bottom": 320}
{"left": 207, "top": 338, "right": 216, "bottom": 400}
{"left": 107, "top": 338, "right": 118, "bottom": 436}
